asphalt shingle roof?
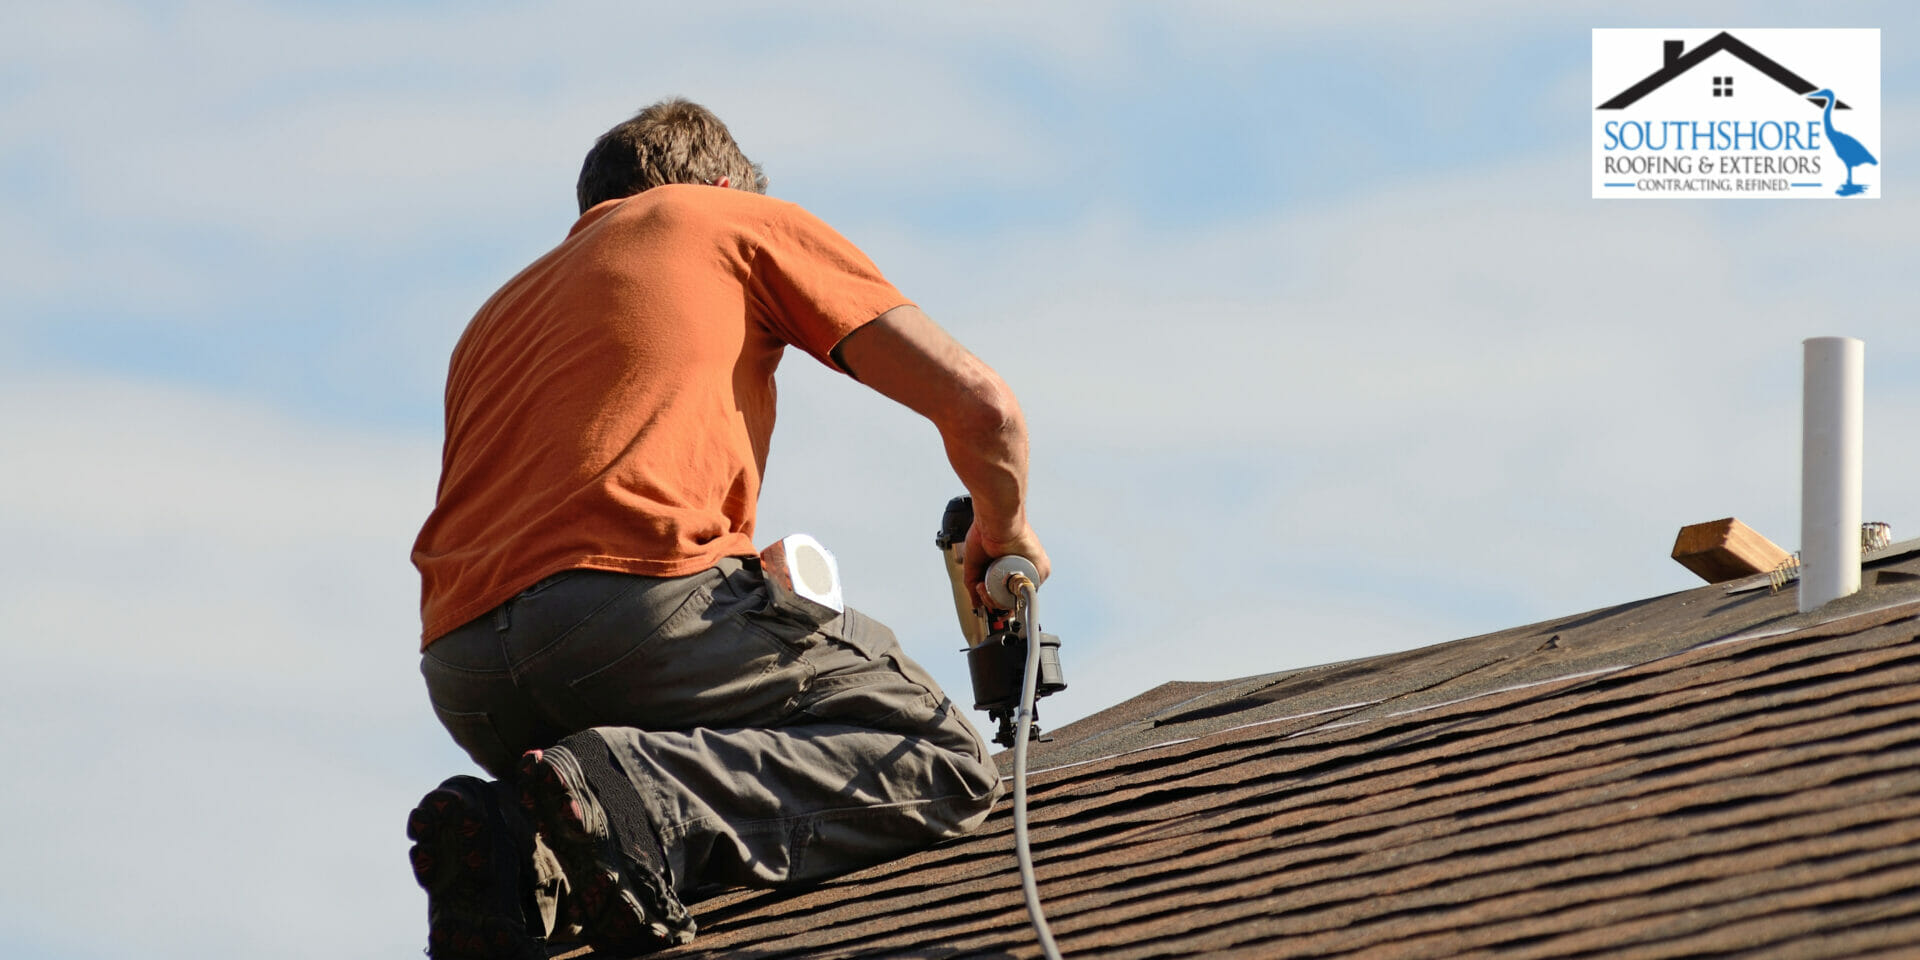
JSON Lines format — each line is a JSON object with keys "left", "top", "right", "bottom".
{"left": 566, "top": 540, "right": 1920, "bottom": 958}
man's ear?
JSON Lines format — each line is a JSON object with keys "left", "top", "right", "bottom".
{"left": 714, "top": 176, "right": 732, "bottom": 189}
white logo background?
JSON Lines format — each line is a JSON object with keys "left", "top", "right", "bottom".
{"left": 1592, "top": 29, "right": 1881, "bottom": 199}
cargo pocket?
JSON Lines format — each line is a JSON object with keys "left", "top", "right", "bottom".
{"left": 795, "top": 609, "right": 946, "bottom": 733}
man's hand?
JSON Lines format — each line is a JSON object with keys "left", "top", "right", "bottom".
{"left": 964, "top": 520, "right": 1051, "bottom": 612}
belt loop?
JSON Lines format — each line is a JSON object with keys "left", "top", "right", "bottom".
{"left": 494, "top": 601, "right": 512, "bottom": 632}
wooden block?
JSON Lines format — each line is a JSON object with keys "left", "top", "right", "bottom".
{"left": 1672, "top": 518, "right": 1791, "bottom": 584}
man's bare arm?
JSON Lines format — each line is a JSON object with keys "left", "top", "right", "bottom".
{"left": 832, "top": 304, "right": 1049, "bottom": 598}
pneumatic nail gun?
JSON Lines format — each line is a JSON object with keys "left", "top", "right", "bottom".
{"left": 935, "top": 496, "right": 1066, "bottom": 748}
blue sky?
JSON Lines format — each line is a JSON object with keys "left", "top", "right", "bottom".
{"left": 4, "top": 2, "right": 1915, "bottom": 957}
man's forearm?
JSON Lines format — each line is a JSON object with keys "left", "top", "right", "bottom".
{"left": 934, "top": 374, "right": 1030, "bottom": 545}
{"left": 832, "top": 303, "right": 1048, "bottom": 584}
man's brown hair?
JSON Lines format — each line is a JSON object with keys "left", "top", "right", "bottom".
{"left": 576, "top": 98, "right": 767, "bottom": 213}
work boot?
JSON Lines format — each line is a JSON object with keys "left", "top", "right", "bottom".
{"left": 406, "top": 775, "right": 547, "bottom": 960}
{"left": 519, "top": 731, "right": 696, "bottom": 953}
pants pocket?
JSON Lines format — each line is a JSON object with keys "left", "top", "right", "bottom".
{"left": 514, "top": 569, "right": 582, "bottom": 601}
{"left": 793, "top": 610, "right": 947, "bottom": 732}
{"left": 562, "top": 572, "right": 807, "bottom": 730}
{"left": 431, "top": 703, "right": 517, "bottom": 780}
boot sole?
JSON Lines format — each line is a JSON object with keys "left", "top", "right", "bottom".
{"left": 518, "top": 748, "right": 696, "bottom": 951}
{"left": 407, "top": 780, "right": 545, "bottom": 960}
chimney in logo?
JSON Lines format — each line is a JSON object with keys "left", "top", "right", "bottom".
{"left": 1665, "top": 39, "right": 1684, "bottom": 66}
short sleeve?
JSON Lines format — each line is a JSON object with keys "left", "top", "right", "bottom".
{"left": 745, "top": 203, "right": 912, "bottom": 370}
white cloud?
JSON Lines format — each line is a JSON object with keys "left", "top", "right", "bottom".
{"left": 2, "top": 677, "right": 441, "bottom": 958}
{"left": 0, "top": 374, "right": 455, "bottom": 957}
{"left": 2, "top": 1, "right": 1069, "bottom": 243}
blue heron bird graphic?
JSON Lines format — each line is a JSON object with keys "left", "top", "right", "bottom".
{"left": 1807, "top": 87, "right": 1877, "bottom": 196}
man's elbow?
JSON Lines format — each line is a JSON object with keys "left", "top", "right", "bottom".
{"left": 945, "top": 373, "right": 1023, "bottom": 447}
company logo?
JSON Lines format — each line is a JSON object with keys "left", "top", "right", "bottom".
{"left": 1592, "top": 29, "right": 1881, "bottom": 199}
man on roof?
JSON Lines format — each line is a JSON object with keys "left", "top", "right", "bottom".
{"left": 403, "top": 97, "right": 1049, "bottom": 958}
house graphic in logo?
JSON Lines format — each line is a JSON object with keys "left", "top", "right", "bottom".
{"left": 1597, "top": 32, "right": 1847, "bottom": 111}
{"left": 1591, "top": 29, "right": 1881, "bottom": 200}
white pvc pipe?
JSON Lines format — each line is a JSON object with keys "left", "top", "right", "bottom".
{"left": 1800, "top": 336, "right": 1864, "bottom": 612}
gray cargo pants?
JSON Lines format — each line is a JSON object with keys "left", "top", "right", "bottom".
{"left": 420, "top": 557, "right": 1002, "bottom": 902}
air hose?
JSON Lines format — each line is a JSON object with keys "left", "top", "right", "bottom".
{"left": 986, "top": 556, "right": 1064, "bottom": 960}
{"left": 1007, "top": 572, "right": 1064, "bottom": 960}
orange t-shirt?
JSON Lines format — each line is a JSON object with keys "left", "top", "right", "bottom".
{"left": 411, "top": 185, "right": 909, "bottom": 644}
